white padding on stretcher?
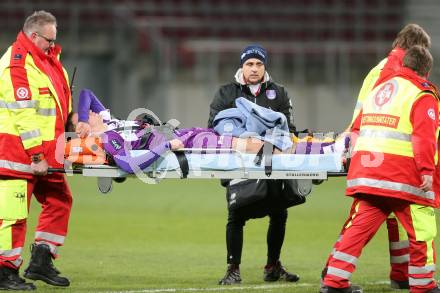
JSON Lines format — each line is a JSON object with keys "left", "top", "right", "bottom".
{"left": 129, "top": 151, "right": 343, "bottom": 172}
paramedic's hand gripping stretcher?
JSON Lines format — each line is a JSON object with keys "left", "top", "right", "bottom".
{"left": 55, "top": 89, "right": 350, "bottom": 192}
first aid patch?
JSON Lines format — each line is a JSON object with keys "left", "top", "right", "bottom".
{"left": 428, "top": 108, "right": 436, "bottom": 120}
{"left": 16, "top": 87, "right": 29, "bottom": 99}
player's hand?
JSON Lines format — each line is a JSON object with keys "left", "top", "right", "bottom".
{"left": 169, "top": 139, "right": 184, "bottom": 150}
{"left": 31, "top": 159, "right": 49, "bottom": 176}
{"left": 76, "top": 122, "right": 91, "bottom": 138}
{"left": 420, "top": 174, "right": 433, "bottom": 192}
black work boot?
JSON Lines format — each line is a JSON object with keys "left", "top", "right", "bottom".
{"left": 0, "top": 266, "right": 36, "bottom": 291}
{"left": 390, "top": 279, "right": 409, "bottom": 289}
{"left": 264, "top": 260, "right": 299, "bottom": 282}
{"left": 218, "top": 264, "right": 241, "bottom": 285}
{"left": 23, "top": 244, "right": 70, "bottom": 287}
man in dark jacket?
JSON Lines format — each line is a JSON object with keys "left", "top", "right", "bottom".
{"left": 208, "top": 44, "right": 300, "bottom": 285}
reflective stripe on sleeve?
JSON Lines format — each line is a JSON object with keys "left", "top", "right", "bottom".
{"left": 0, "top": 160, "right": 32, "bottom": 173}
{"left": 347, "top": 178, "right": 435, "bottom": 200}
{"left": 19, "top": 129, "right": 41, "bottom": 141}
{"left": 0, "top": 100, "right": 38, "bottom": 109}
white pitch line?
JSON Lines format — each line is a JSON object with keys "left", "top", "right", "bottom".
{"left": 107, "top": 283, "right": 310, "bottom": 293}
{"left": 104, "top": 280, "right": 398, "bottom": 293}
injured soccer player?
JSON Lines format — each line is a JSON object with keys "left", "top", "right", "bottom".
{"left": 65, "top": 111, "right": 295, "bottom": 173}
{"left": 64, "top": 89, "right": 341, "bottom": 173}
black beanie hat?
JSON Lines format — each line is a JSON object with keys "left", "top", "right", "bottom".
{"left": 240, "top": 44, "right": 267, "bottom": 66}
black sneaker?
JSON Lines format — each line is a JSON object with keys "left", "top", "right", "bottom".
{"left": 263, "top": 261, "right": 299, "bottom": 282}
{"left": 390, "top": 279, "right": 409, "bottom": 289}
{"left": 320, "top": 285, "right": 363, "bottom": 293}
{"left": 0, "top": 266, "right": 36, "bottom": 291}
{"left": 23, "top": 244, "right": 70, "bottom": 287}
{"left": 218, "top": 264, "right": 241, "bottom": 285}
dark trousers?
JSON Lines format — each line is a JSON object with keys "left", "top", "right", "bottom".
{"left": 226, "top": 207, "right": 288, "bottom": 265}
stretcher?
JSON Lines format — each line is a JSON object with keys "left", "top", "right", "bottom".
{"left": 51, "top": 146, "right": 349, "bottom": 193}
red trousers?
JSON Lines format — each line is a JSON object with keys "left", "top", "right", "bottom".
{"left": 324, "top": 195, "right": 437, "bottom": 293}
{"left": 323, "top": 198, "right": 409, "bottom": 282}
{"left": 0, "top": 174, "right": 72, "bottom": 269}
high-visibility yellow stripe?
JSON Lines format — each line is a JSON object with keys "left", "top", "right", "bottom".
{"left": 0, "top": 220, "right": 16, "bottom": 250}
{"left": 427, "top": 240, "right": 435, "bottom": 265}
{"left": 344, "top": 201, "right": 360, "bottom": 229}
{"left": 0, "top": 179, "right": 28, "bottom": 220}
{"left": 411, "top": 205, "right": 437, "bottom": 242}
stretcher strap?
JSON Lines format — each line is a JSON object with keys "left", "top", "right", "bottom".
{"left": 253, "top": 141, "right": 275, "bottom": 176}
{"left": 173, "top": 151, "right": 189, "bottom": 178}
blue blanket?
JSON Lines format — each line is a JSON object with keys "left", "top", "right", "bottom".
{"left": 213, "top": 97, "right": 292, "bottom": 150}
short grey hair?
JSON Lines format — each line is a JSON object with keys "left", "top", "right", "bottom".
{"left": 23, "top": 10, "right": 57, "bottom": 36}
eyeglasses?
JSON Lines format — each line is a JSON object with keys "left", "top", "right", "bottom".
{"left": 35, "top": 32, "right": 56, "bottom": 45}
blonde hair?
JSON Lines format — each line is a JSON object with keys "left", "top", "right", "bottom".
{"left": 23, "top": 10, "right": 57, "bottom": 36}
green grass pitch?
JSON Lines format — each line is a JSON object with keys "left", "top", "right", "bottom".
{"left": 24, "top": 176, "right": 440, "bottom": 292}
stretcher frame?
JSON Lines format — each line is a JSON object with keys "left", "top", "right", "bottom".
{"left": 52, "top": 148, "right": 348, "bottom": 193}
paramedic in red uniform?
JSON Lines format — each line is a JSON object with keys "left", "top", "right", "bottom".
{"left": 0, "top": 11, "right": 72, "bottom": 290}
{"left": 321, "top": 46, "right": 440, "bottom": 293}
{"left": 321, "top": 23, "right": 432, "bottom": 291}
